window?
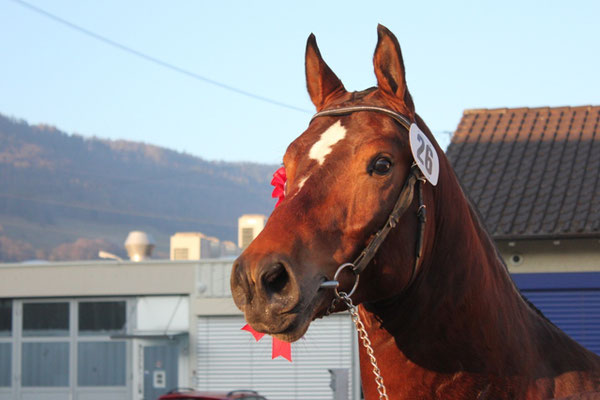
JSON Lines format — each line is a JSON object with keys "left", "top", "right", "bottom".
{"left": 78, "top": 341, "right": 126, "bottom": 386}
{"left": 0, "top": 300, "right": 11, "bottom": 336}
{"left": 78, "top": 301, "right": 126, "bottom": 335}
{"left": 23, "top": 302, "right": 69, "bottom": 336}
{"left": 0, "top": 343, "right": 10, "bottom": 387}
{"left": 22, "top": 342, "right": 69, "bottom": 387}
{"left": 173, "top": 248, "right": 189, "bottom": 260}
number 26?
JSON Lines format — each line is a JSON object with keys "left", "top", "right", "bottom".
{"left": 416, "top": 135, "right": 434, "bottom": 175}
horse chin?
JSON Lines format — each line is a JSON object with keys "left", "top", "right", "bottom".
{"left": 243, "top": 310, "right": 311, "bottom": 343}
{"left": 272, "top": 306, "right": 326, "bottom": 342}
{"left": 271, "top": 318, "right": 311, "bottom": 343}
{"left": 278, "top": 294, "right": 334, "bottom": 342}
{"left": 258, "top": 291, "right": 331, "bottom": 343}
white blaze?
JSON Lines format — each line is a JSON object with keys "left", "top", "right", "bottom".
{"left": 308, "top": 121, "right": 347, "bottom": 165}
{"left": 296, "top": 176, "right": 308, "bottom": 192}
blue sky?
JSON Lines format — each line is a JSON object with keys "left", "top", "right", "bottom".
{"left": 1, "top": 0, "right": 599, "bottom": 163}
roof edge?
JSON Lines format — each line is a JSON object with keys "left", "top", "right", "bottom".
{"left": 493, "top": 232, "right": 600, "bottom": 241}
{"left": 463, "top": 104, "right": 600, "bottom": 115}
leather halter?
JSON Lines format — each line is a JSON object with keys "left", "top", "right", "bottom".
{"left": 311, "top": 106, "right": 428, "bottom": 289}
{"left": 311, "top": 105, "right": 412, "bottom": 130}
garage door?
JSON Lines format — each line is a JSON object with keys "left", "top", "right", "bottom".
{"left": 196, "top": 314, "right": 357, "bottom": 400}
{"left": 514, "top": 272, "right": 600, "bottom": 355}
{"left": 522, "top": 289, "right": 600, "bottom": 354}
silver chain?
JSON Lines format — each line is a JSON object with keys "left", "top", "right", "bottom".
{"left": 338, "top": 291, "right": 389, "bottom": 400}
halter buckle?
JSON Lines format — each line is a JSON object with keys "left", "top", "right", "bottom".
{"left": 319, "top": 263, "right": 360, "bottom": 296}
{"left": 325, "top": 262, "right": 360, "bottom": 298}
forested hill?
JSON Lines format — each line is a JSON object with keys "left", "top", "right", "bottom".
{"left": 0, "top": 113, "right": 277, "bottom": 262}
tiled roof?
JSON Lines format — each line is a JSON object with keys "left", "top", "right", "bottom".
{"left": 445, "top": 105, "right": 600, "bottom": 239}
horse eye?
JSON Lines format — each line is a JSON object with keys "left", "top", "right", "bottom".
{"left": 370, "top": 157, "right": 393, "bottom": 175}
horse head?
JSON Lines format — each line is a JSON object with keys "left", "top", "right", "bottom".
{"left": 231, "top": 25, "right": 444, "bottom": 343}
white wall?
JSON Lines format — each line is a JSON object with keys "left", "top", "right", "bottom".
{"left": 136, "top": 296, "right": 189, "bottom": 332}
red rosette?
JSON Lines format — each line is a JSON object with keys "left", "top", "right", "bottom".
{"left": 271, "top": 166, "right": 286, "bottom": 208}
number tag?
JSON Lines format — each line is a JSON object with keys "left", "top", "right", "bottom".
{"left": 409, "top": 123, "right": 439, "bottom": 186}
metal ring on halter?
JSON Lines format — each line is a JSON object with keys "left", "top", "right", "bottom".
{"left": 333, "top": 262, "right": 360, "bottom": 298}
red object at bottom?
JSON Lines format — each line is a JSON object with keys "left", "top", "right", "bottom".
{"left": 241, "top": 324, "right": 292, "bottom": 362}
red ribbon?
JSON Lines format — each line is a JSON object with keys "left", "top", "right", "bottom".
{"left": 271, "top": 166, "right": 287, "bottom": 207}
{"left": 241, "top": 324, "right": 292, "bottom": 362}
{"left": 240, "top": 167, "right": 292, "bottom": 361}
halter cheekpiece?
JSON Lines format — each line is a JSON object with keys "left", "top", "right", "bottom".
{"left": 313, "top": 106, "right": 428, "bottom": 298}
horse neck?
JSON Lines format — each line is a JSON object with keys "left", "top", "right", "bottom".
{"left": 423, "top": 169, "right": 534, "bottom": 372}
{"left": 362, "top": 163, "right": 580, "bottom": 377}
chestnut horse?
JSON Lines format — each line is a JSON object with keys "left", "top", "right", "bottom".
{"left": 230, "top": 25, "right": 600, "bottom": 399}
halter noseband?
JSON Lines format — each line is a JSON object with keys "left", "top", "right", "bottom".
{"left": 312, "top": 106, "right": 428, "bottom": 296}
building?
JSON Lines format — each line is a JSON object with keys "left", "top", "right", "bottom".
{"left": 0, "top": 230, "right": 356, "bottom": 400}
{"left": 237, "top": 214, "right": 267, "bottom": 250}
{"left": 0, "top": 259, "right": 194, "bottom": 400}
{"left": 170, "top": 232, "right": 232, "bottom": 260}
{"left": 446, "top": 105, "right": 600, "bottom": 352}
{"left": 0, "top": 257, "right": 357, "bottom": 400}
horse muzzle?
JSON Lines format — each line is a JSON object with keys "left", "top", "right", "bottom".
{"left": 231, "top": 254, "right": 308, "bottom": 339}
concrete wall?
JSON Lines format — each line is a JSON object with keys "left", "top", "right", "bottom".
{"left": 497, "top": 238, "right": 600, "bottom": 273}
{"left": 0, "top": 260, "right": 196, "bottom": 298}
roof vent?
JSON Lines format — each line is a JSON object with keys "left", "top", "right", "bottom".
{"left": 124, "top": 231, "right": 155, "bottom": 261}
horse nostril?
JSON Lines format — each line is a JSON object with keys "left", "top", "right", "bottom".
{"left": 231, "top": 259, "right": 253, "bottom": 307}
{"left": 261, "top": 262, "right": 290, "bottom": 297}
{"left": 231, "top": 260, "right": 244, "bottom": 288}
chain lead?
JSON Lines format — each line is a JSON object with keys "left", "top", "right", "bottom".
{"left": 338, "top": 292, "right": 389, "bottom": 400}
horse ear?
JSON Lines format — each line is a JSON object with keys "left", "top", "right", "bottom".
{"left": 305, "top": 34, "right": 346, "bottom": 111}
{"left": 373, "top": 24, "right": 415, "bottom": 115}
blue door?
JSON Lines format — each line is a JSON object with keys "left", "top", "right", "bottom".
{"left": 513, "top": 272, "right": 600, "bottom": 355}
{"left": 144, "top": 344, "right": 178, "bottom": 400}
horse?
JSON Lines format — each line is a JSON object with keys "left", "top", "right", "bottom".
{"left": 230, "top": 24, "right": 600, "bottom": 399}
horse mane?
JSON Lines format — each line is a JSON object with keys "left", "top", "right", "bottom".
{"left": 450, "top": 162, "right": 556, "bottom": 326}
{"left": 409, "top": 112, "right": 556, "bottom": 330}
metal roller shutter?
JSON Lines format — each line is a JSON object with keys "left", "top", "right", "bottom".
{"left": 514, "top": 272, "right": 600, "bottom": 356}
{"left": 196, "top": 314, "right": 357, "bottom": 400}
{"left": 521, "top": 290, "right": 600, "bottom": 354}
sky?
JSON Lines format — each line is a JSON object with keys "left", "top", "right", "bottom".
{"left": 1, "top": 0, "right": 599, "bottom": 164}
